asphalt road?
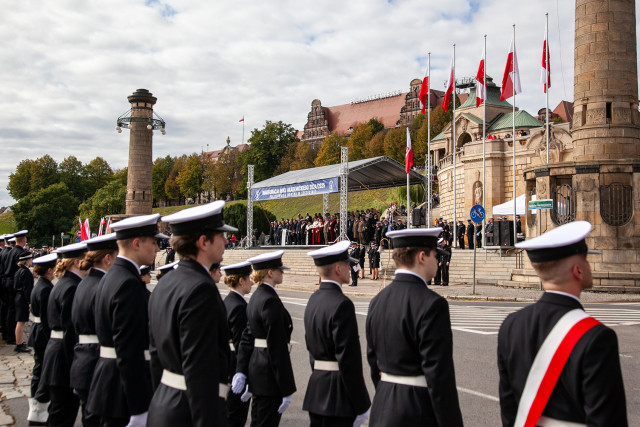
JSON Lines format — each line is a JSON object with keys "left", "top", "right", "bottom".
{"left": 6, "top": 287, "right": 639, "bottom": 426}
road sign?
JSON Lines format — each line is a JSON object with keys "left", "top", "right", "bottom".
{"left": 528, "top": 199, "right": 553, "bottom": 210}
{"left": 470, "top": 204, "right": 485, "bottom": 223}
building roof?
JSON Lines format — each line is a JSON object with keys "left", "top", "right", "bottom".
{"left": 461, "top": 112, "right": 483, "bottom": 124}
{"left": 459, "top": 83, "right": 513, "bottom": 109}
{"left": 553, "top": 101, "right": 574, "bottom": 123}
{"left": 324, "top": 95, "right": 407, "bottom": 134}
{"left": 202, "top": 143, "right": 249, "bottom": 162}
{"left": 487, "top": 110, "right": 543, "bottom": 132}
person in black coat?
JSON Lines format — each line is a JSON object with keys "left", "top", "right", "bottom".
{"left": 0, "top": 234, "right": 12, "bottom": 342}
{"left": 222, "top": 261, "right": 254, "bottom": 427}
{"left": 436, "top": 238, "right": 451, "bottom": 286}
{"left": 366, "top": 228, "right": 463, "bottom": 427}
{"left": 70, "top": 233, "right": 118, "bottom": 427}
{"left": 466, "top": 219, "right": 475, "bottom": 249}
{"left": 40, "top": 242, "right": 88, "bottom": 427}
{"left": 13, "top": 252, "right": 33, "bottom": 353}
{"left": 348, "top": 242, "right": 360, "bottom": 287}
{"left": 27, "top": 253, "right": 57, "bottom": 425}
{"left": 233, "top": 250, "right": 296, "bottom": 427}
{"left": 148, "top": 202, "right": 235, "bottom": 427}
{"left": 358, "top": 244, "right": 366, "bottom": 279}
{"left": 457, "top": 221, "right": 466, "bottom": 249}
{"left": 1, "top": 230, "right": 28, "bottom": 345}
{"left": 87, "top": 214, "right": 163, "bottom": 427}
{"left": 304, "top": 242, "right": 371, "bottom": 427}
{"left": 498, "top": 221, "right": 627, "bottom": 426}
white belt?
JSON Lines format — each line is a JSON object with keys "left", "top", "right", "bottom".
{"left": 314, "top": 360, "right": 339, "bottom": 371}
{"left": 254, "top": 338, "right": 268, "bottom": 348}
{"left": 50, "top": 330, "right": 63, "bottom": 339}
{"left": 161, "top": 370, "right": 229, "bottom": 399}
{"left": 229, "top": 342, "right": 236, "bottom": 352}
{"left": 380, "top": 372, "right": 428, "bottom": 388}
{"left": 78, "top": 334, "right": 99, "bottom": 344}
{"left": 30, "top": 314, "right": 41, "bottom": 323}
{"left": 100, "top": 346, "right": 151, "bottom": 361}
{"left": 537, "top": 416, "right": 586, "bottom": 427}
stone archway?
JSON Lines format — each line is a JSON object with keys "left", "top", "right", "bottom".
{"left": 457, "top": 132, "right": 472, "bottom": 148}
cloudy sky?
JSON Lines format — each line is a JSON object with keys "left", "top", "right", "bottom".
{"left": 1, "top": 0, "right": 635, "bottom": 207}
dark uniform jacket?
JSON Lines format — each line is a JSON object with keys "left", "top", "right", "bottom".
{"left": 14, "top": 264, "right": 34, "bottom": 303}
{"left": 366, "top": 272, "right": 463, "bottom": 427}
{"left": 87, "top": 257, "right": 152, "bottom": 419}
{"left": 497, "top": 292, "right": 628, "bottom": 426}
{"left": 41, "top": 270, "right": 83, "bottom": 387}
{"left": 70, "top": 268, "right": 104, "bottom": 391}
{"left": 27, "top": 277, "right": 53, "bottom": 350}
{"left": 224, "top": 290, "right": 248, "bottom": 380}
{"left": 303, "top": 282, "right": 370, "bottom": 417}
{"left": 1, "top": 245, "right": 26, "bottom": 291}
{"left": 148, "top": 259, "right": 230, "bottom": 427}
{"left": 236, "top": 283, "right": 296, "bottom": 398}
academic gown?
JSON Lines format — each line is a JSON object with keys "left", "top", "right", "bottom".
{"left": 365, "top": 272, "right": 463, "bottom": 427}
{"left": 87, "top": 257, "right": 152, "bottom": 420}
{"left": 497, "top": 292, "right": 628, "bottom": 426}
{"left": 302, "top": 282, "right": 370, "bottom": 418}
{"left": 148, "top": 259, "right": 230, "bottom": 427}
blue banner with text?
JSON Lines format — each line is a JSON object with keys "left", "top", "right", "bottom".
{"left": 251, "top": 177, "right": 339, "bottom": 201}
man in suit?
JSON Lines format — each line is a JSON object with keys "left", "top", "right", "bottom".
{"left": 466, "top": 219, "right": 475, "bottom": 249}
{"left": 303, "top": 242, "right": 371, "bottom": 427}
{"left": 498, "top": 221, "right": 628, "bottom": 426}
{"left": 1, "top": 230, "right": 28, "bottom": 345}
{"left": 148, "top": 201, "right": 235, "bottom": 427}
{"left": 457, "top": 221, "right": 465, "bottom": 249}
{"left": 366, "top": 228, "right": 463, "bottom": 426}
{"left": 87, "top": 214, "right": 163, "bottom": 427}
{"left": 348, "top": 242, "right": 360, "bottom": 287}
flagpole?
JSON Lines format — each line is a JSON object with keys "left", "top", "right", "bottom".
{"left": 545, "top": 13, "right": 550, "bottom": 165}
{"left": 483, "top": 35, "right": 487, "bottom": 253}
{"left": 427, "top": 52, "right": 432, "bottom": 227}
{"left": 452, "top": 44, "right": 457, "bottom": 248}
{"left": 512, "top": 24, "right": 517, "bottom": 246}
{"left": 242, "top": 115, "right": 245, "bottom": 144}
{"left": 407, "top": 127, "right": 411, "bottom": 229}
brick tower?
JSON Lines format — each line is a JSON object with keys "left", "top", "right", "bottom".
{"left": 124, "top": 89, "right": 156, "bottom": 216}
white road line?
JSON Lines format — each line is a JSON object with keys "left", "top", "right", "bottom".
{"left": 457, "top": 386, "right": 500, "bottom": 402}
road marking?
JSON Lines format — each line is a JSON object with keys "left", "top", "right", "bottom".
{"left": 457, "top": 386, "right": 499, "bottom": 402}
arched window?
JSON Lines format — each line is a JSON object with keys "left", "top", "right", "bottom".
{"left": 600, "top": 183, "right": 633, "bottom": 226}
{"left": 551, "top": 184, "right": 576, "bottom": 225}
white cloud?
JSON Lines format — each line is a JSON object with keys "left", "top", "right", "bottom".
{"left": 0, "top": 0, "right": 634, "bottom": 208}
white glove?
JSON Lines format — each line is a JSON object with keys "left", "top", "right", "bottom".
{"left": 277, "top": 395, "right": 292, "bottom": 414}
{"left": 126, "top": 412, "right": 148, "bottom": 427}
{"left": 353, "top": 409, "right": 370, "bottom": 427}
{"left": 231, "top": 373, "right": 247, "bottom": 394}
{"left": 240, "top": 385, "right": 253, "bottom": 403}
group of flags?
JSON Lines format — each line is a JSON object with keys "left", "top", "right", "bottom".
{"left": 78, "top": 217, "right": 111, "bottom": 241}
{"left": 405, "top": 21, "right": 551, "bottom": 175}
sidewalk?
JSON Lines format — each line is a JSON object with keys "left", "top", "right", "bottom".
{"left": 0, "top": 345, "right": 32, "bottom": 426}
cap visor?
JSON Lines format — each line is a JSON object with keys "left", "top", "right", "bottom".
{"left": 218, "top": 224, "right": 238, "bottom": 232}
{"left": 348, "top": 256, "right": 359, "bottom": 264}
{"left": 279, "top": 265, "right": 290, "bottom": 270}
{"left": 155, "top": 233, "right": 170, "bottom": 239}
{"left": 587, "top": 249, "right": 603, "bottom": 255}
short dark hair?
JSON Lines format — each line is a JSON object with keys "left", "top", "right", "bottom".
{"left": 392, "top": 246, "right": 435, "bottom": 268}
{"left": 170, "top": 229, "right": 219, "bottom": 258}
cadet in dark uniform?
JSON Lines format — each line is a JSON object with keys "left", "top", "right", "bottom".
{"left": 70, "top": 233, "right": 119, "bottom": 427}
{"left": 366, "top": 228, "right": 463, "bottom": 426}
{"left": 40, "top": 242, "right": 88, "bottom": 427}
{"left": 155, "top": 260, "right": 178, "bottom": 280}
{"left": 2, "top": 230, "right": 29, "bottom": 344}
{"left": 88, "top": 214, "right": 163, "bottom": 427}
{"left": 28, "top": 253, "right": 57, "bottom": 425}
{"left": 304, "top": 241, "right": 371, "bottom": 427}
{"left": 148, "top": 201, "right": 235, "bottom": 427}
{"left": 222, "top": 261, "right": 254, "bottom": 427}
{"left": 13, "top": 251, "right": 33, "bottom": 353}
{"left": 436, "top": 238, "right": 451, "bottom": 286}
{"left": 498, "top": 221, "right": 628, "bottom": 426}
{"left": 348, "top": 242, "right": 359, "bottom": 287}
{"left": 466, "top": 219, "right": 475, "bottom": 249}
{"left": 0, "top": 234, "right": 12, "bottom": 342}
{"left": 232, "top": 250, "right": 296, "bottom": 427}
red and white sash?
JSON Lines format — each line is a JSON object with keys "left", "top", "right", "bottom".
{"left": 514, "top": 309, "right": 600, "bottom": 427}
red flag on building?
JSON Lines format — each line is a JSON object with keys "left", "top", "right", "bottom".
{"left": 419, "top": 67, "right": 429, "bottom": 113}
{"left": 475, "top": 46, "right": 486, "bottom": 107}
{"left": 500, "top": 38, "right": 522, "bottom": 101}
{"left": 540, "top": 21, "right": 551, "bottom": 93}
{"left": 442, "top": 54, "right": 455, "bottom": 112}
{"left": 405, "top": 127, "right": 413, "bottom": 173}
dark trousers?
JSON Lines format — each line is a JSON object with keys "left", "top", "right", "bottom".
{"left": 467, "top": 234, "right": 474, "bottom": 249}
{"left": 309, "top": 412, "right": 355, "bottom": 427}
{"left": 434, "top": 265, "right": 442, "bottom": 285}
{"left": 440, "top": 264, "right": 450, "bottom": 286}
{"left": 99, "top": 417, "right": 129, "bottom": 427}
{"left": 74, "top": 388, "right": 101, "bottom": 427}
{"left": 48, "top": 386, "right": 79, "bottom": 427}
{"left": 31, "top": 346, "right": 49, "bottom": 402}
{"left": 251, "top": 395, "right": 282, "bottom": 427}
{"left": 227, "top": 389, "right": 251, "bottom": 427}
{"left": 457, "top": 235, "right": 465, "bottom": 249}
{"left": 350, "top": 268, "right": 358, "bottom": 287}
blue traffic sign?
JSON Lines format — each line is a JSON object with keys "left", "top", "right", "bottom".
{"left": 470, "top": 204, "right": 485, "bottom": 223}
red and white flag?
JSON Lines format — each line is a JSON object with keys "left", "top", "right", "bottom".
{"left": 405, "top": 127, "right": 413, "bottom": 173}
{"left": 442, "top": 53, "right": 455, "bottom": 112}
{"left": 239, "top": 117, "right": 244, "bottom": 122}
{"left": 105, "top": 217, "right": 112, "bottom": 234}
{"left": 98, "top": 217, "right": 105, "bottom": 236}
{"left": 83, "top": 218, "right": 91, "bottom": 240}
{"left": 540, "top": 21, "right": 551, "bottom": 93}
{"left": 500, "top": 38, "right": 522, "bottom": 101}
{"left": 79, "top": 217, "right": 88, "bottom": 241}
{"left": 418, "top": 66, "right": 429, "bottom": 113}
{"left": 475, "top": 46, "right": 486, "bottom": 107}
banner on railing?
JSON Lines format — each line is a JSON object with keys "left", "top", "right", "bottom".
{"left": 251, "top": 177, "right": 339, "bottom": 201}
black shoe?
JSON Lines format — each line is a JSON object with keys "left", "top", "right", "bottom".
{"left": 14, "top": 343, "right": 30, "bottom": 353}
{"left": 349, "top": 284, "right": 357, "bottom": 287}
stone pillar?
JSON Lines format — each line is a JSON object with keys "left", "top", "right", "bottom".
{"left": 125, "top": 89, "right": 156, "bottom": 216}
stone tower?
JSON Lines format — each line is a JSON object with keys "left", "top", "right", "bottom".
{"left": 125, "top": 89, "right": 156, "bottom": 216}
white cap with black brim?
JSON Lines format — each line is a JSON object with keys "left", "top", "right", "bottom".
{"left": 387, "top": 228, "right": 447, "bottom": 255}
{"left": 247, "top": 250, "right": 290, "bottom": 270}
{"left": 110, "top": 214, "right": 162, "bottom": 240}
{"left": 85, "top": 233, "right": 118, "bottom": 251}
{"left": 221, "top": 261, "right": 253, "bottom": 276}
{"left": 307, "top": 241, "right": 358, "bottom": 266}
{"left": 55, "top": 242, "right": 88, "bottom": 259}
{"left": 515, "top": 221, "right": 602, "bottom": 263}
{"left": 161, "top": 201, "right": 238, "bottom": 236}
{"left": 33, "top": 253, "right": 58, "bottom": 267}
{"left": 13, "top": 230, "right": 28, "bottom": 238}
{"left": 19, "top": 252, "right": 33, "bottom": 261}
{"left": 158, "top": 260, "right": 179, "bottom": 272}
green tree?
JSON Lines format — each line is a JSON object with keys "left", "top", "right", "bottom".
{"left": 152, "top": 156, "right": 175, "bottom": 205}
{"left": 176, "top": 154, "right": 204, "bottom": 202}
{"left": 364, "top": 130, "right": 386, "bottom": 158}
{"left": 7, "top": 159, "right": 34, "bottom": 200}
{"left": 59, "top": 156, "right": 85, "bottom": 200}
{"left": 383, "top": 126, "right": 406, "bottom": 162}
{"left": 165, "top": 155, "right": 186, "bottom": 202}
{"left": 222, "top": 203, "right": 275, "bottom": 239}
{"left": 290, "top": 142, "right": 319, "bottom": 171}
{"left": 314, "top": 132, "right": 348, "bottom": 166}
{"left": 78, "top": 178, "right": 127, "bottom": 230}
{"left": 211, "top": 149, "right": 242, "bottom": 199}
{"left": 29, "top": 155, "right": 59, "bottom": 194}
{"left": 347, "top": 123, "right": 372, "bottom": 161}
{"left": 12, "top": 182, "right": 78, "bottom": 247}
{"left": 367, "top": 118, "right": 385, "bottom": 135}
{"left": 242, "top": 121, "right": 299, "bottom": 182}
{"left": 83, "top": 157, "right": 113, "bottom": 198}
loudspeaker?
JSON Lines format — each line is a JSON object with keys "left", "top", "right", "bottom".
{"left": 497, "top": 221, "right": 514, "bottom": 247}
